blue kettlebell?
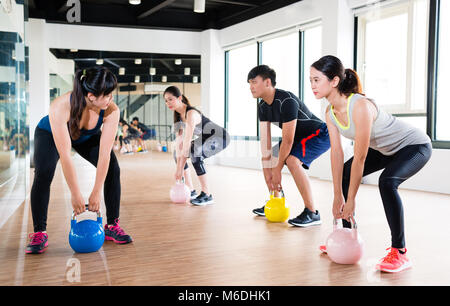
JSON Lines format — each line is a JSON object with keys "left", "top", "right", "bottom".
{"left": 69, "top": 205, "right": 105, "bottom": 253}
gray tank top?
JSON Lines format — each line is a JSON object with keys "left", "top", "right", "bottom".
{"left": 328, "top": 93, "right": 430, "bottom": 156}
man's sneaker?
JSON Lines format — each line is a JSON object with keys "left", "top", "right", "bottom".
{"left": 319, "top": 245, "right": 327, "bottom": 254}
{"left": 104, "top": 219, "right": 133, "bottom": 244}
{"left": 191, "top": 191, "right": 214, "bottom": 206}
{"left": 26, "top": 232, "right": 49, "bottom": 254}
{"left": 376, "top": 247, "right": 412, "bottom": 273}
{"left": 288, "top": 208, "right": 322, "bottom": 227}
{"left": 252, "top": 205, "right": 266, "bottom": 216}
{"left": 190, "top": 190, "right": 199, "bottom": 200}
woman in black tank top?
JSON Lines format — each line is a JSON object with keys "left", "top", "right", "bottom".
{"left": 164, "top": 86, "right": 230, "bottom": 206}
{"left": 26, "top": 66, "right": 133, "bottom": 255}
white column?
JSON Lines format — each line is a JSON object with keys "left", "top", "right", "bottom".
{"left": 201, "top": 29, "right": 224, "bottom": 126}
{"left": 27, "top": 19, "right": 50, "bottom": 143}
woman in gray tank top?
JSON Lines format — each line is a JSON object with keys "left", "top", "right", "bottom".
{"left": 310, "top": 55, "right": 431, "bottom": 273}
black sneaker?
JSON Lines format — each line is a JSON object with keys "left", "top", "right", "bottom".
{"left": 288, "top": 208, "right": 322, "bottom": 227}
{"left": 104, "top": 219, "right": 133, "bottom": 244}
{"left": 190, "top": 190, "right": 199, "bottom": 200}
{"left": 191, "top": 191, "right": 214, "bottom": 206}
{"left": 252, "top": 205, "right": 266, "bottom": 216}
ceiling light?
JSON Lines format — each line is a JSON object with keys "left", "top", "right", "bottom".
{"left": 184, "top": 67, "right": 191, "bottom": 75}
{"left": 119, "top": 67, "right": 125, "bottom": 75}
{"left": 135, "top": 58, "right": 142, "bottom": 65}
{"left": 70, "top": 49, "right": 78, "bottom": 52}
{"left": 96, "top": 59, "right": 104, "bottom": 65}
{"left": 135, "top": 75, "right": 140, "bottom": 83}
{"left": 149, "top": 67, "right": 156, "bottom": 75}
{"left": 193, "top": 76, "right": 198, "bottom": 83}
{"left": 129, "top": 0, "right": 141, "bottom": 5}
{"left": 194, "top": 0, "right": 205, "bottom": 13}
{"left": 175, "top": 59, "right": 182, "bottom": 65}
{"left": 162, "top": 76, "right": 167, "bottom": 83}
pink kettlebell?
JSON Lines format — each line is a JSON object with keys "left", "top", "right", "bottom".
{"left": 326, "top": 217, "right": 364, "bottom": 264}
{"left": 170, "top": 179, "right": 190, "bottom": 204}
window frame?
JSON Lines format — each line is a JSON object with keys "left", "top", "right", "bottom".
{"left": 224, "top": 23, "right": 321, "bottom": 140}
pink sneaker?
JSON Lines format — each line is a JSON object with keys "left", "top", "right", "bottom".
{"left": 26, "top": 232, "right": 49, "bottom": 254}
{"left": 104, "top": 219, "right": 133, "bottom": 244}
{"left": 376, "top": 247, "right": 412, "bottom": 273}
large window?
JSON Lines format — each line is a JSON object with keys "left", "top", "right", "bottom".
{"left": 261, "top": 32, "right": 299, "bottom": 95}
{"left": 225, "top": 24, "right": 322, "bottom": 138}
{"left": 356, "top": 0, "right": 428, "bottom": 133}
{"left": 226, "top": 44, "right": 258, "bottom": 137}
{"left": 260, "top": 32, "right": 299, "bottom": 138}
{"left": 302, "top": 25, "right": 322, "bottom": 119}
{"left": 436, "top": 0, "right": 450, "bottom": 141}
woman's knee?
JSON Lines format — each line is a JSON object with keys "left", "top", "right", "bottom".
{"left": 192, "top": 158, "right": 206, "bottom": 176}
{"left": 378, "top": 175, "right": 401, "bottom": 191}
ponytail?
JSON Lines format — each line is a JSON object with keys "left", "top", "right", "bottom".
{"left": 70, "top": 66, "right": 117, "bottom": 140}
{"left": 338, "top": 69, "right": 363, "bottom": 95}
{"left": 70, "top": 69, "right": 88, "bottom": 140}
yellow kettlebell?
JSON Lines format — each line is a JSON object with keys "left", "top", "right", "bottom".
{"left": 264, "top": 189, "right": 290, "bottom": 222}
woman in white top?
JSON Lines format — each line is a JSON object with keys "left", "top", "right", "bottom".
{"left": 310, "top": 55, "right": 431, "bottom": 273}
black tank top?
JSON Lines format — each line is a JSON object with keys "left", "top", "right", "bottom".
{"left": 184, "top": 106, "right": 227, "bottom": 141}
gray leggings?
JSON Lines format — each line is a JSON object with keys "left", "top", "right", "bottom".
{"left": 173, "top": 136, "right": 229, "bottom": 176}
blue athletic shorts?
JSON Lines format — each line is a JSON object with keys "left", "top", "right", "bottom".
{"left": 272, "top": 123, "right": 330, "bottom": 170}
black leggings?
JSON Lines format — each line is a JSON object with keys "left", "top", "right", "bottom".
{"left": 173, "top": 134, "right": 230, "bottom": 176}
{"left": 342, "top": 143, "right": 432, "bottom": 248}
{"left": 31, "top": 127, "right": 121, "bottom": 232}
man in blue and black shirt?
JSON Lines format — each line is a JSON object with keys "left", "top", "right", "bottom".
{"left": 248, "top": 65, "right": 330, "bottom": 227}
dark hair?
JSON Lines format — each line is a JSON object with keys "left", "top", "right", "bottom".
{"left": 71, "top": 66, "right": 117, "bottom": 140}
{"left": 132, "top": 117, "right": 139, "bottom": 122}
{"left": 311, "top": 55, "right": 363, "bottom": 96}
{"left": 119, "top": 118, "right": 128, "bottom": 126}
{"left": 247, "top": 65, "right": 276, "bottom": 87}
{"left": 163, "top": 86, "right": 197, "bottom": 123}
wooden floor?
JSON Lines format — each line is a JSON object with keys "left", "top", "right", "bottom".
{"left": 1, "top": 150, "right": 449, "bottom": 286}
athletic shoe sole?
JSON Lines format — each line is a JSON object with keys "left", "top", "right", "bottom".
{"left": 105, "top": 236, "right": 133, "bottom": 244}
{"left": 253, "top": 211, "right": 265, "bottom": 216}
{"left": 288, "top": 220, "right": 322, "bottom": 227}
{"left": 191, "top": 200, "right": 214, "bottom": 206}
{"left": 377, "top": 261, "right": 412, "bottom": 273}
{"left": 25, "top": 242, "right": 49, "bottom": 254}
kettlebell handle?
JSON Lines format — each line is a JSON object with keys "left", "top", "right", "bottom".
{"left": 333, "top": 216, "right": 357, "bottom": 229}
{"left": 176, "top": 177, "right": 185, "bottom": 184}
{"left": 270, "top": 189, "right": 285, "bottom": 198}
{"left": 72, "top": 204, "right": 102, "bottom": 220}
